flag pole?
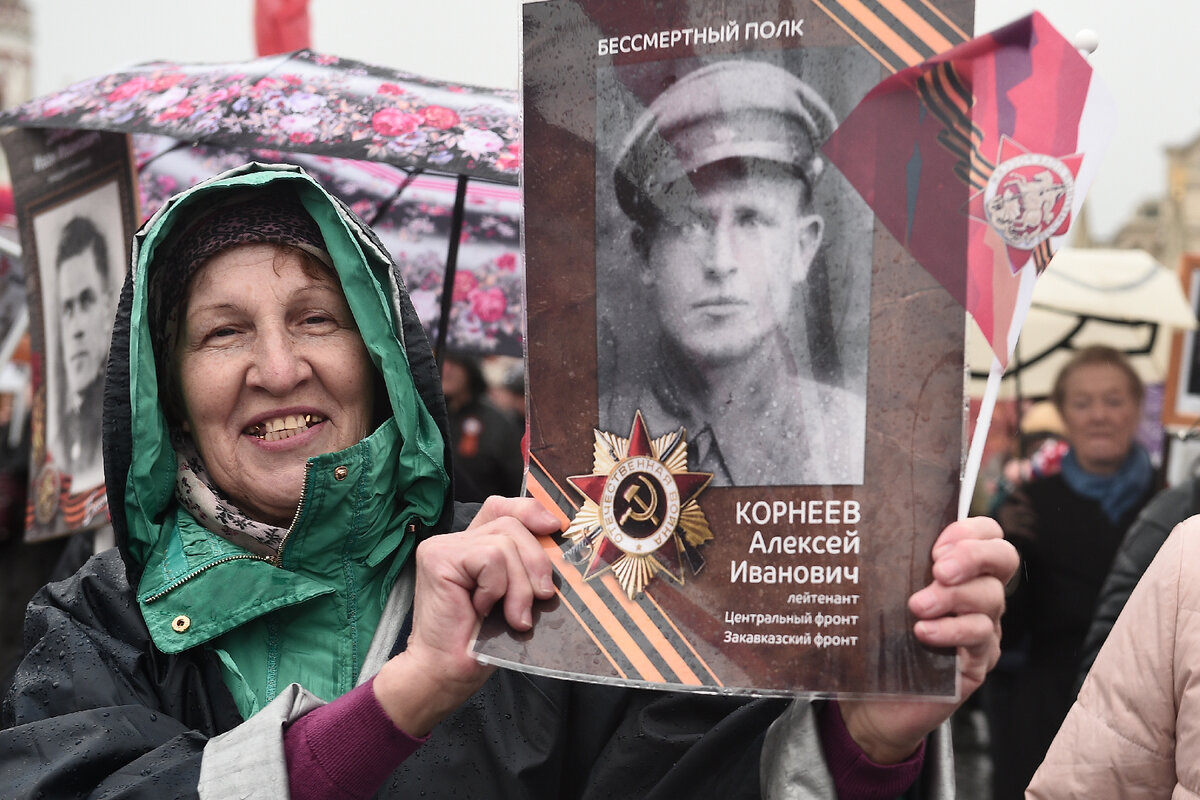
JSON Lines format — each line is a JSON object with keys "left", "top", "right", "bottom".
{"left": 960, "top": 355, "right": 1005, "bottom": 519}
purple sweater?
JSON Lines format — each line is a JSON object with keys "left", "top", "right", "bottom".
{"left": 284, "top": 679, "right": 924, "bottom": 799}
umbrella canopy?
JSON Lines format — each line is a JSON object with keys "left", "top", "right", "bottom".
{"left": 0, "top": 49, "right": 524, "bottom": 358}
{"left": 0, "top": 49, "right": 519, "bottom": 185}
{"left": 135, "top": 135, "right": 522, "bottom": 356}
{"left": 967, "top": 247, "right": 1198, "bottom": 398}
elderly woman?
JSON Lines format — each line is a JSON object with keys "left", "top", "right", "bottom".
{"left": 0, "top": 164, "right": 1015, "bottom": 798}
{"left": 987, "top": 345, "right": 1156, "bottom": 800}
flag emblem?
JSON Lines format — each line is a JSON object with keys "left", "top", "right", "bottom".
{"left": 974, "top": 138, "right": 1081, "bottom": 261}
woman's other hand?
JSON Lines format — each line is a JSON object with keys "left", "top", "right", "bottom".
{"left": 373, "top": 496, "right": 560, "bottom": 735}
{"left": 839, "top": 516, "right": 1018, "bottom": 763}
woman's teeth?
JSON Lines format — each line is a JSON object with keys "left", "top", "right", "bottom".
{"left": 246, "top": 414, "right": 324, "bottom": 441}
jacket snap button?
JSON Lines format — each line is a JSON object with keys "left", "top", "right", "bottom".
{"left": 171, "top": 615, "right": 191, "bottom": 633}
{"left": 334, "top": 465, "right": 349, "bottom": 481}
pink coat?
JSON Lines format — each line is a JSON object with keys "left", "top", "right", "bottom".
{"left": 1027, "top": 517, "right": 1200, "bottom": 798}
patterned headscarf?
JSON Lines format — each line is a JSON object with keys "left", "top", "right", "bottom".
{"left": 148, "top": 186, "right": 332, "bottom": 367}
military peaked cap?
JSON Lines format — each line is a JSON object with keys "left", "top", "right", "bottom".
{"left": 614, "top": 59, "right": 838, "bottom": 220}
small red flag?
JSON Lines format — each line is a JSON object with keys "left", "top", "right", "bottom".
{"left": 255, "top": 0, "right": 312, "bottom": 56}
{"left": 822, "top": 13, "right": 1115, "bottom": 367}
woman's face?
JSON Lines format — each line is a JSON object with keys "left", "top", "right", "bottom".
{"left": 175, "top": 243, "right": 375, "bottom": 527}
{"left": 1059, "top": 363, "right": 1141, "bottom": 476}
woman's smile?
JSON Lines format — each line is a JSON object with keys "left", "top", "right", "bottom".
{"left": 245, "top": 412, "right": 327, "bottom": 441}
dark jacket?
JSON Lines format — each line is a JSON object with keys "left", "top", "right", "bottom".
{"left": 3, "top": 524, "right": 793, "bottom": 799}
{"left": 987, "top": 472, "right": 1154, "bottom": 800}
{"left": 1074, "top": 477, "right": 1200, "bottom": 692}
{"left": 1, "top": 164, "right": 911, "bottom": 799}
{"left": 448, "top": 394, "right": 525, "bottom": 502}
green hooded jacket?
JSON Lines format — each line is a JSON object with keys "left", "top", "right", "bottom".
{"left": 124, "top": 163, "right": 451, "bottom": 715}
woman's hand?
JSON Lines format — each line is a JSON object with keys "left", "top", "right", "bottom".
{"left": 373, "top": 496, "right": 560, "bottom": 735}
{"left": 839, "top": 516, "right": 1018, "bottom": 763}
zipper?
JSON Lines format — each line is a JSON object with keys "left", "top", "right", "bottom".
{"left": 271, "top": 460, "right": 314, "bottom": 568}
{"left": 144, "top": 461, "right": 316, "bottom": 601}
{"left": 142, "top": 553, "right": 269, "bottom": 603}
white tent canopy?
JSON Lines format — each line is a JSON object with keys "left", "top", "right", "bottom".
{"left": 967, "top": 247, "right": 1197, "bottom": 398}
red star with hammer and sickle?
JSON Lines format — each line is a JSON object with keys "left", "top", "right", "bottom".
{"left": 567, "top": 412, "right": 710, "bottom": 584}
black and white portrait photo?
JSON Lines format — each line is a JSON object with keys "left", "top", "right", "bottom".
{"left": 596, "top": 48, "right": 878, "bottom": 487}
{"left": 32, "top": 181, "right": 124, "bottom": 494}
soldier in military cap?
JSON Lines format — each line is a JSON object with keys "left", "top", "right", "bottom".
{"left": 602, "top": 58, "right": 866, "bottom": 487}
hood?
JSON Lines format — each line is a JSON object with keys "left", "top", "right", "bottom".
{"left": 103, "top": 162, "right": 454, "bottom": 583}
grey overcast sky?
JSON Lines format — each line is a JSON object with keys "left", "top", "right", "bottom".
{"left": 23, "top": 0, "right": 1199, "bottom": 241}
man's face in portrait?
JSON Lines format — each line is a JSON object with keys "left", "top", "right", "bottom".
{"left": 642, "top": 160, "right": 823, "bottom": 368}
{"left": 57, "top": 245, "right": 110, "bottom": 404}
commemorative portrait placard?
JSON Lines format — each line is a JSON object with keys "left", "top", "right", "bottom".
{"left": 472, "top": 0, "right": 976, "bottom": 697}
{"left": 1, "top": 128, "right": 137, "bottom": 541}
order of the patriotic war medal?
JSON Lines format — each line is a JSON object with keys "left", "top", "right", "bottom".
{"left": 33, "top": 463, "right": 60, "bottom": 525}
{"left": 565, "top": 410, "right": 714, "bottom": 599}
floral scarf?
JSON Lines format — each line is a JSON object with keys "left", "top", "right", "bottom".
{"left": 172, "top": 433, "right": 286, "bottom": 558}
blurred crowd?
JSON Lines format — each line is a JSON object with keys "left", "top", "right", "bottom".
{"left": 441, "top": 353, "right": 526, "bottom": 503}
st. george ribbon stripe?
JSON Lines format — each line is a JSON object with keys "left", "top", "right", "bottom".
{"left": 526, "top": 454, "right": 721, "bottom": 686}
{"left": 813, "top": 0, "right": 969, "bottom": 74}
{"left": 916, "top": 63, "right": 994, "bottom": 190}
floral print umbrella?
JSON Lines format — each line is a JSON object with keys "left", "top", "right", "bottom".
{"left": 0, "top": 49, "right": 525, "bottom": 356}
{"left": 0, "top": 49, "right": 520, "bottom": 186}
{"left": 136, "top": 134, "right": 522, "bottom": 356}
